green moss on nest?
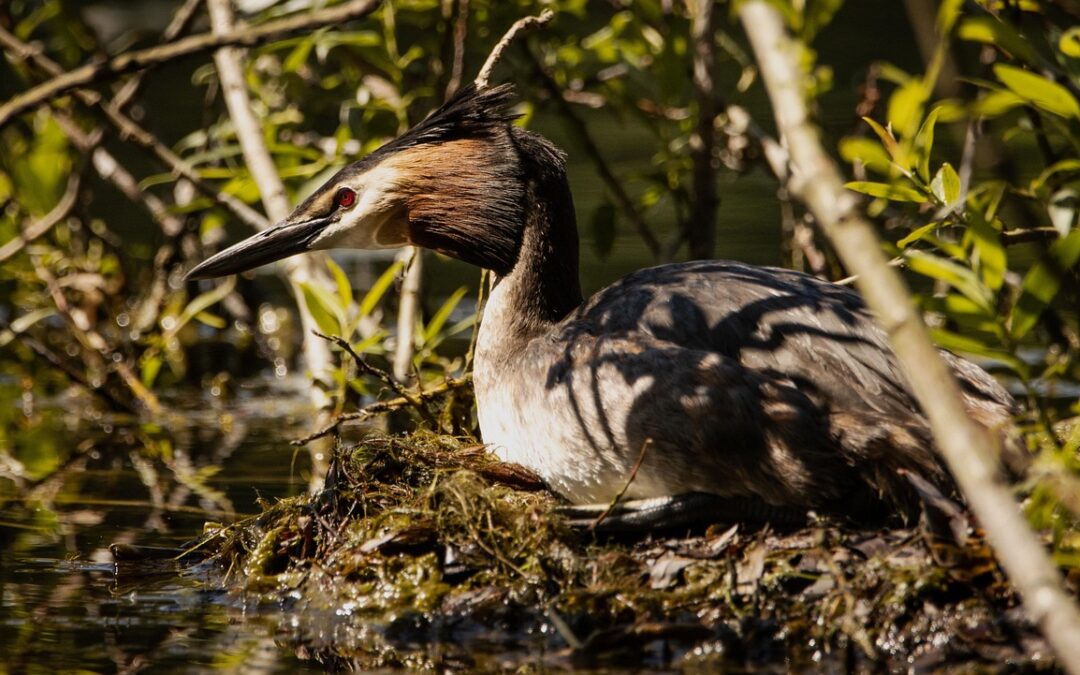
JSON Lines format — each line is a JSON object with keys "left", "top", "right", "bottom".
{"left": 186, "top": 432, "right": 1058, "bottom": 671}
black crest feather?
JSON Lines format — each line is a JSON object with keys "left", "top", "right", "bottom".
{"left": 362, "top": 83, "right": 520, "bottom": 164}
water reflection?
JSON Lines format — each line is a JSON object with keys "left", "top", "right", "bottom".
{"left": 0, "top": 377, "right": 326, "bottom": 673}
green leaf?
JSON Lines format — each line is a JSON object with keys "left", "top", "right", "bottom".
{"left": 168, "top": 276, "right": 236, "bottom": 338}
{"left": 845, "top": 181, "right": 926, "bottom": 202}
{"left": 358, "top": 259, "right": 404, "bottom": 318}
{"left": 936, "top": 0, "right": 964, "bottom": 33}
{"left": 838, "top": 137, "right": 893, "bottom": 174}
{"left": 957, "top": 16, "right": 1040, "bottom": 66}
{"left": 861, "top": 116, "right": 903, "bottom": 165}
{"left": 968, "top": 212, "right": 1006, "bottom": 292}
{"left": 888, "top": 80, "right": 929, "bottom": 140}
{"left": 897, "top": 222, "right": 940, "bottom": 249}
{"left": 140, "top": 356, "right": 163, "bottom": 389}
{"left": 913, "top": 107, "right": 942, "bottom": 182}
{"left": 993, "top": 64, "right": 1080, "bottom": 119}
{"left": 1031, "top": 159, "right": 1080, "bottom": 193}
{"left": 423, "top": 286, "right": 468, "bottom": 345}
{"left": 930, "top": 162, "right": 961, "bottom": 205}
{"left": 1010, "top": 230, "right": 1080, "bottom": 340}
{"left": 590, "top": 203, "right": 616, "bottom": 260}
{"left": 929, "top": 328, "right": 1028, "bottom": 376}
{"left": 905, "top": 250, "right": 995, "bottom": 315}
{"left": 326, "top": 257, "right": 353, "bottom": 309}
{"left": 971, "top": 88, "right": 1027, "bottom": 118}
{"left": 300, "top": 281, "right": 343, "bottom": 336}
{"left": 1061, "top": 26, "right": 1080, "bottom": 58}
{"left": 194, "top": 311, "right": 226, "bottom": 329}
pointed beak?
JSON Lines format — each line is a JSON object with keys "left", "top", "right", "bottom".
{"left": 185, "top": 216, "right": 331, "bottom": 280}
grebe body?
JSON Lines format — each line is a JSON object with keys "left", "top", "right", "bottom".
{"left": 188, "top": 85, "right": 1015, "bottom": 522}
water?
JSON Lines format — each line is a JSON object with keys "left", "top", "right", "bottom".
{"left": 0, "top": 380, "right": 330, "bottom": 673}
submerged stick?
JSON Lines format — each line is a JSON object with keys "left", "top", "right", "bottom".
{"left": 739, "top": 3, "right": 1080, "bottom": 671}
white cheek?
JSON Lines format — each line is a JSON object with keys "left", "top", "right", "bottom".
{"left": 311, "top": 204, "right": 408, "bottom": 250}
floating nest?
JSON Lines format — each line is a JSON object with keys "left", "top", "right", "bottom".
{"left": 115, "top": 431, "right": 1056, "bottom": 671}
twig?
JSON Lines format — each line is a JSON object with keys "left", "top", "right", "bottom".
{"left": 588, "top": 438, "right": 652, "bottom": 532}
{"left": 474, "top": 9, "right": 553, "bottom": 89}
{"left": 443, "top": 0, "right": 469, "bottom": 98}
{"left": 207, "top": 0, "right": 347, "bottom": 411}
{"left": 311, "top": 329, "right": 437, "bottom": 426}
{"left": 0, "top": 172, "right": 81, "bottom": 263}
{"left": 1002, "top": 227, "right": 1061, "bottom": 246}
{"left": 739, "top": 4, "right": 1080, "bottom": 671}
{"left": 112, "top": 0, "right": 205, "bottom": 113}
{"left": 0, "top": 319, "right": 134, "bottom": 414}
{"left": 0, "top": 24, "right": 266, "bottom": 231}
{"left": 0, "top": 0, "right": 382, "bottom": 127}
{"left": 687, "top": 0, "right": 718, "bottom": 260}
{"left": 291, "top": 375, "right": 471, "bottom": 445}
{"left": 835, "top": 255, "right": 905, "bottom": 286}
{"left": 53, "top": 112, "right": 185, "bottom": 237}
{"left": 462, "top": 269, "right": 490, "bottom": 375}
{"left": 392, "top": 246, "right": 422, "bottom": 382}
{"left": 532, "top": 58, "right": 662, "bottom": 258}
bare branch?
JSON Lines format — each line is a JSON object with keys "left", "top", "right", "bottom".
{"left": 687, "top": 0, "right": 718, "bottom": 260}
{"left": 392, "top": 246, "right": 423, "bottom": 382}
{"left": 444, "top": 0, "right": 469, "bottom": 98}
{"left": 532, "top": 58, "right": 662, "bottom": 258}
{"left": 1002, "top": 227, "right": 1061, "bottom": 246}
{"left": 311, "top": 329, "right": 437, "bottom": 427}
{"left": 739, "top": 3, "right": 1080, "bottom": 670}
{"left": 0, "top": 172, "right": 81, "bottom": 263}
{"left": 474, "top": 9, "right": 553, "bottom": 89}
{"left": 0, "top": 24, "right": 267, "bottom": 231}
{"left": 0, "top": 0, "right": 381, "bottom": 128}
{"left": 206, "top": 0, "right": 351, "bottom": 411}
{"left": 292, "top": 376, "right": 472, "bottom": 445}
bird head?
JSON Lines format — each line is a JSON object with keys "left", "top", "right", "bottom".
{"left": 186, "top": 84, "right": 529, "bottom": 280}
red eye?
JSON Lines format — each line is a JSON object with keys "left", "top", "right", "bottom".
{"left": 336, "top": 187, "right": 356, "bottom": 208}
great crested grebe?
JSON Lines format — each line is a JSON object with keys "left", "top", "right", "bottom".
{"left": 188, "top": 84, "right": 1015, "bottom": 527}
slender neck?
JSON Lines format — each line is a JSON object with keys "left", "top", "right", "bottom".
{"left": 487, "top": 130, "right": 583, "bottom": 341}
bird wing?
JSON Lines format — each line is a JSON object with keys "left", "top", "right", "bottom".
{"left": 569, "top": 260, "right": 1013, "bottom": 423}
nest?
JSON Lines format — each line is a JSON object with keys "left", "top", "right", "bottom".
{"left": 119, "top": 432, "right": 1054, "bottom": 671}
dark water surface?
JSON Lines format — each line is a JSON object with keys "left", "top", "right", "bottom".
{"left": 1, "top": 380, "right": 330, "bottom": 673}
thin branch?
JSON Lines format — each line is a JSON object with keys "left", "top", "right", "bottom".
{"left": 206, "top": 0, "right": 346, "bottom": 411}
{"left": 588, "top": 438, "right": 652, "bottom": 532}
{"left": 474, "top": 9, "right": 553, "bottom": 89}
{"left": 392, "top": 246, "right": 423, "bottom": 382}
{"left": 311, "top": 329, "right": 437, "bottom": 426}
{"left": 111, "top": 0, "right": 205, "bottom": 113}
{"left": 0, "top": 24, "right": 267, "bottom": 231}
{"left": 292, "top": 376, "right": 472, "bottom": 445}
{"left": 53, "top": 112, "right": 185, "bottom": 237}
{"left": 0, "top": 319, "right": 134, "bottom": 414}
{"left": 532, "top": 58, "right": 662, "bottom": 258}
{"left": 739, "top": 4, "right": 1080, "bottom": 671}
{"left": 444, "top": 0, "right": 469, "bottom": 98}
{"left": 0, "top": 172, "right": 81, "bottom": 263}
{"left": 687, "top": 0, "right": 718, "bottom": 260}
{"left": 1002, "top": 227, "right": 1061, "bottom": 246}
{"left": 0, "top": 0, "right": 382, "bottom": 128}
